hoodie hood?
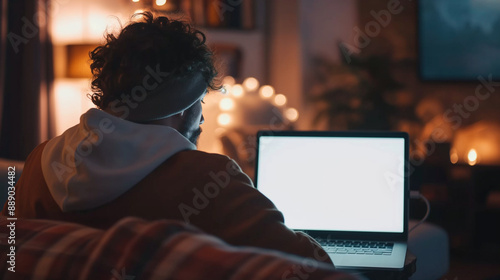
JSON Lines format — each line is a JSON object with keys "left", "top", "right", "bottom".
{"left": 41, "top": 108, "right": 196, "bottom": 212}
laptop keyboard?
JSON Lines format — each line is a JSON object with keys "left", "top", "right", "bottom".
{"left": 316, "top": 239, "right": 394, "bottom": 255}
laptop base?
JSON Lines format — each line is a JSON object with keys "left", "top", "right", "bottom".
{"left": 330, "top": 242, "right": 407, "bottom": 270}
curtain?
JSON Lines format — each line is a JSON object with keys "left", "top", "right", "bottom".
{"left": 0, "top": 0, "right": 54, "bottom": 160}
{"left": 0, "top": 0, "right": 7, "bottom": 137}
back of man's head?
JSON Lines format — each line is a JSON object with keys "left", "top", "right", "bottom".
{"left": 89, "top": 12, "right": 219, "bottom": 122}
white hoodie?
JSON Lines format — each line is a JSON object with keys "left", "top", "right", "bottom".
{"left": 41, "top": 108, "right": 196, "bottom": 212}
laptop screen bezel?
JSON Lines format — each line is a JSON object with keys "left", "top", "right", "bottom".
{"left": 254, "top": 130, "right": 410, "bottom": 242}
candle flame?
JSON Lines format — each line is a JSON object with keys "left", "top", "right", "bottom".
{"left": 468, "top": 149, "right": 477, "bottom": 166}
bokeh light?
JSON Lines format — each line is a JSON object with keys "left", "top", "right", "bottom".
{"left": 450, "top": 149, "right": 458, "bottom": 164}
{"left": 274, "top": 94, "right": 287, "bottom": 106}
{"left": 231, "top": 84, "right": 244, "bottom": 98}
{"left": 223, "top": 76, "right": 236, "bottom": 86}
{"left": 285, "top": 108, "right": 299, "bottom": 122}
{"left": 259, "top": 85, "right": 274, "bottom": 99}
{"left": 243, "top": 77, "right": 259, "bottom": 91}
{"left": 217, "top": 113, "right": 232, "bottom": 126}
{"left": 468, "top": 149, "right": 477, "bottom": 166}
{"left": 219, "top": 97, "right": 235, "bottom": 111}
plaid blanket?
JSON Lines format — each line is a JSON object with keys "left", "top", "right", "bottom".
{"left": 0, "top": 217, "right": 361, "bottom": 280}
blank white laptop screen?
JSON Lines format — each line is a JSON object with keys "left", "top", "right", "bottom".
{"left": 256, "top": 136, "right": 405, "bottom": 233}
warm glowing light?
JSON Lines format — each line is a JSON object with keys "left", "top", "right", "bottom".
{"left": 259, "top": 85, "right": 275, "bottom": 99}
{"left": 132, "top": 0, "right": 140, "bottom": 2}
{"left": 88, "top": 12, "right": 113, "bottom": 41}
{"left": 53, "top": 79, "right": 95, "bottom": 135}
{"left": 285, "top": 108, "right": 299, "bottom": 122}
{"left": 51, "top": 15, "right": 84, "bottom": 43}
{"left": 243, "top": 77, "right": 259, "bottom": 91}
{"left": 223, "top": 76, "right": 236, "bottom": 86}
{"left": 51, "top": 10, "right": 128, "bottom": 44}
{"left": 219, "top": 97, "right": 235, "bottom": 111}
{"left": 214, "top": 127, "right": 227, "bottom": 136}
{"left": 217, "top": 113, "right": 232, "bottom": 126}
{"left": 156, "top": 0, "right": 167, "bottom": 5}
{"left": 231, "top": 84, "right": 244, "bottom": 98}
{"left": 134, "top": 9, "right": 145, "bottom": 14}
{"left": 450, "top": 150, "right": 458, "bottom": 164}
{"left": 274, "top": 94, "right": 287, "bottom": 106}
{"left": 468, "top": 149, "right": 478, "bottom": 166}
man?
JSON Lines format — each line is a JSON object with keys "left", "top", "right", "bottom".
{"left": 2, "top": 12, "right": 331, "bottom": 264}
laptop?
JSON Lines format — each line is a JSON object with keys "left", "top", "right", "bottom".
{"left": 254, "top": 130, "right": 409, "bottom": 271}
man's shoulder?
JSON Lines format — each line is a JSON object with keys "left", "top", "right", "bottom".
{"left": 27, "top": 141, "right": 50, "bottom": 160}
{"left": 159, "top": 149, "right": 242, "bottom": 175}
{"left": 173, "top": 150, "right": 235, "bottom": 164}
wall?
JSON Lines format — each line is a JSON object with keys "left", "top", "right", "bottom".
{"left": 357, "top": 0, "right": 500, "bottom": 124}
{"left": 268, "top": 0, "right": 358, "bottom": 129}
{"left": 357, "top": 0, "right": 500, "bottom": 164}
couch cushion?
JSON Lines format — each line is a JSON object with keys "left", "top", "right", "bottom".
{"left": 408, "top": 220, "right": 449, "bottom": 280}
{"left": 0, "top": 217, "right": 360, "bottom": 280}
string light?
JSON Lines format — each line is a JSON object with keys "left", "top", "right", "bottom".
{"left": 285, "top": 108, "right": 299, "bottom": 122}
{"left": 231, "top": 84, "right": 244, "bottom": 98}
{"left": 156, "top": 0, "right": 167, "bottom": 6}
{"left": 274, "top": 94, "right": 287, "bottom": 106}
{"left": 217, "top": 77, "right": 295, "bottom": 129}
{"left": 243, "top": 77, "right": 259, "bottom": 91}
{"left": 217, "top": 113, "right": 232, "bottom": 126}
{"left": 219, "top": 97, "right": 235, "bottom": 111}
{"left": 259, "top": 85, "right": 274, "bottom": 99}
{"left": 132, "top": 0, "right": 140, "bottom": 2}
{"left": 223, "top": 76, "right": 236, "bottom": 86}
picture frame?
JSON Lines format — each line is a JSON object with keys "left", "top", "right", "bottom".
{"left": 419, "top": 0, "right": 500, "bottom": 81}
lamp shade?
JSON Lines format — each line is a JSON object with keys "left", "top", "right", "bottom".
{"left": 66, "top": 44, "right": 99, "bottom": 78}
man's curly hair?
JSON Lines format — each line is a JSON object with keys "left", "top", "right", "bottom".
{"left": 89, "top": 12, "right": 220, "bottom": 110}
